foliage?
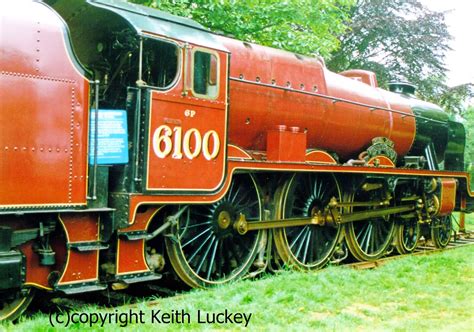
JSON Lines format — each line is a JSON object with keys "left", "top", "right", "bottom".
{"left": 421, "top": 79, "right": 473, "bottom": 116}
{"left": 327, "top": 0, "right": 449, "bottom": 84}
{"left": 129, "top": 0, "right": 354, "bottom": 58}
{"left": 325, "top": 0, "right": 471, "bottom": 113}
{"left": 5, "top": 245, "right": 473, "bottom": 331}
{"left": 462, "top": 106, "right": 474, "bottom": 169}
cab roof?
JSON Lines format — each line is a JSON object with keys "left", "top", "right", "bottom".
{"left": 87, "top": 0, "right": 228, "bottom": 52}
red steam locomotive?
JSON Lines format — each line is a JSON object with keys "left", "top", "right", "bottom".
{"left": 1, "top": 0, "right": 473, "bottom": 320}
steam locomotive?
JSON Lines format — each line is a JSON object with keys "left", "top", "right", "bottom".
{"left": 1, "top": 0, "right": 472, "bottom": 321}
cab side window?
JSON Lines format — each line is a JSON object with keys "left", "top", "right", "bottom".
{"left": 193, "top": 50, "right": 218, "bottom": 98}
{"left": 142, "top": 38, "right": 179, "bottom": 88}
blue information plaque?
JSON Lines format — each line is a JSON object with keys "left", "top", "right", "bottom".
{"left": 89, "top": 109, "right": 129, "bottom": 165}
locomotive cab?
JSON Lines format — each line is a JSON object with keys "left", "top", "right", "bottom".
{"left": 47, "top": 0, "right": 230, "bottom": 214}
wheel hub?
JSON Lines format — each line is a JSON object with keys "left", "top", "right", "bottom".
{"left": 307, "top": 199, "right": 323, "bottom": 216}
{"left": 212, "top": 203, "right": 238, "bottom": 238}
{"left": 217, "top": 210, "right": 231, "bottom": 230}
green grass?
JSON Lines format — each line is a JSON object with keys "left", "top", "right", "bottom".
{"left": 454, "top": 212, "right": 474, "bottom": 231}
{"left": 3, "top": 245, "right": 473, "bottom": 331}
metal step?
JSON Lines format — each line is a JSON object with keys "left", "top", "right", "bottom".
{"left": 58, "top": 283, "right": 107, "bottom": 295}
{"left": 68, "top": 242, "right": 109, "bottom": 251}
{"left": 118, "top": 273, "right": 162, "bottom": 284}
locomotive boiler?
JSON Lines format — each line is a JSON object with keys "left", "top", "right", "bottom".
{"left": 0, "top": 0, "right": 472, "bottom": 321}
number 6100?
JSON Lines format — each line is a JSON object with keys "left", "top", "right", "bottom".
{"left": 152, "top": 125, "right": 220, "bottom": 160}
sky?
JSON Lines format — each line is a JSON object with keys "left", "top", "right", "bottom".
{"left": 419, "top": 0, "right": 474, "bottom": 87}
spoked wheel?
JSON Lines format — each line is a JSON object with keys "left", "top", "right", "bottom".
{"left": 394, "top": 218, "right": 420, "bottom": 254}
{"left": 344, "top": 182, "right": 395, "bottom": 261}
{"left": 431, "top": 215, "right": 452, "bottom": 248}
{"left": 0, "top": 289, "right": 34, "bottom": 322}
{"left": 166, "top": 174, "right": 263, "bottom": 288}
{"left": 274, "top": 173, "right": 343, "bottom": 270}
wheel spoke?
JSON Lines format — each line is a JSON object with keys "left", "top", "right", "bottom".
{"left": 289, "top": 226, "right": 308, "bottom": 250}
{"left": 166, "top": 174, "right": 262, "bottom": 287}
{"left": 316, "top": 229, "right": 326, "bottom": 258}
{"left": 184, "top": 221, "right": 212, "bottom": 229}
{"left": 294, "top": 228, "right": 310, "bottom": 259}
{"left": 375, "top": 223, "right": 383, "bottom": 249}
{"left": 345, "top": 183, "right": 395, "bottom": 261}
{"left": 187, "top": 232, "right": 214, "bottom": 262}
{"left": 181, "top": 227, "right": 212, "bottom": 248}
{"left": 196, "top": 236, "right": 216, "bottom": 275}
{"left": 308, "top": 229, "right": 316, "bottom": 262}
{"left": 431, "top": 215, "right": 452, "bottom": 248}
{"left": 316, "top": 180, "right": 324, "bottom": 198}
{"left": 275, "top": 173, "right": 342, "bottom": 269}
{"left": 235, "top": 200, "right": 259, "bottom": 213}
{"left": 302, "top": 228, "right": 312, "bottom": 263}
{"left": 293, "top": 206, "right": 307, "bottom": 214}
{"left": 356, "top": 223, "right": 367, "bottom": 242}
{"left": 229, "top": 185, "right": 242, "bottom": 205}
{"left": 363, "top": 223, "right": 372, "bottom": 253}
{"left": 206, "top": 239, "right": 220, "bottom": 281}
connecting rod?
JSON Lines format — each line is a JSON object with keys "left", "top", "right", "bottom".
{"left": 234, "top": 202, "right": 415, "bottom": 235}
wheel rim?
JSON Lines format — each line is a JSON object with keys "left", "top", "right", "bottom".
{"left": 344, "top": 183, "right": 395, "bottom": 261}
{"left": 0, "top": 289, "right": 34, "bottom": 322}
{"left": 431, "top": 215, "right": 452, "bottom": 248}
{"left": 395, "top": 219, "right": 420, "bottom": 254}
{"left": 166, "top": 174, "right": 262, "bottom": 287}
{"left": 274, "top": 173, "right": 342, "bottom": 270}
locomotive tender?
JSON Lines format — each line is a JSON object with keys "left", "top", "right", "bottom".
{"left": 1, "top": 0, "right": 473, "bottom": 320}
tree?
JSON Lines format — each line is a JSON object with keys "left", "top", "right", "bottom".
{"left": 129, "top": 0, "right": 354, "bottom": 58}
{"left": 463, "top": 106, "right": 474, "bottom": 169}
{"left": 427, "top": 82, "right": 473, "bottom": 116}
{"left": 325, "top": 0, "right": 470, "bottom": 112}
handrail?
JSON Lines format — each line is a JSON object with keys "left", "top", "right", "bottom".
{"left": 230, "top": 77, "right": 446, "bottom": 124}
{"left": 92, "top": 80, "right": 100, "bottom": 200}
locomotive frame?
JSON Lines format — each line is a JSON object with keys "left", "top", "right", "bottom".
{"left": 0, "top": 0, "right": 473, "bottom": 321}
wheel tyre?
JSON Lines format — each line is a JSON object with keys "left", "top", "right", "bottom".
{"left": 431, "top": 215, "right": 452, "bottom": 249}
{"left": 273, "top": 173, "right": 343, "bottom": 270}
{"left": 166, "top": 174, "right": 263, "bottom": 288}
{"left": 394, "top": 220, "right": 420, "bottom": 254}
{"left": 0, "top": 289, "right": 34, "bottom": 322}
